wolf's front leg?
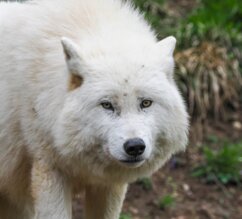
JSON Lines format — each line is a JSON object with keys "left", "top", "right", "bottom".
{"left": 85, "top": 184, "right": 127, "bottom": 219}
{"left": 31, "top": 159, "right": 72, "bottom": 219}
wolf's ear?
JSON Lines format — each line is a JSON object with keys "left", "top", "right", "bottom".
{"left": 157, "top": 36, "right": 176, "bottom": 57}
{"left": 157, "top": 36, "right": 176, "bottom": 81}
{"left": 61, "top": 37, "right": 84, "bottom": 91}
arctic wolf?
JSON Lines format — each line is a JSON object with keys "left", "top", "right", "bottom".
{"left": 0, "top": 0, "right": 188, "bottom": 218}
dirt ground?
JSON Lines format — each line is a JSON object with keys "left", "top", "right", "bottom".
{"left": 72, "top": 114, "right": 242, "bottom": 219}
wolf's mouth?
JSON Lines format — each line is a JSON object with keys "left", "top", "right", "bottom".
{"left": 119, "top": 157, "right": 145, "bottom": 167}
{"left": 120, "top": 158, "right": 143, "bottom": 163}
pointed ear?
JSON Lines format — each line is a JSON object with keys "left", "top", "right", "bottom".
{"left": 61, "top": 37, "right": 84, "bottom": 91}
{"left": 157, "top": 36, "right": 176, "bottom": 56}
{"left": 157, "top": 36, "right": 176, "bottom": 82}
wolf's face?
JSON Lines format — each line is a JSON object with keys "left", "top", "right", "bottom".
{"left": 54, "top": 37, "right": 188, "bottom": 175}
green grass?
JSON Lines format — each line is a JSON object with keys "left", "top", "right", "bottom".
{"left": 119, "top": 213, "right": 132, "bottom": 219}
{"left": 137, "top": 177, "right": 153, "bottom": 190}
{"left": 158, "top": 194, "right": 176, "bottom": 210}
{"left": 192, "top": 142, "right": 242, "bottom": 184}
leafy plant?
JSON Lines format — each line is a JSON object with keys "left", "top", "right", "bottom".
{"left": 177, "top": 0, "right": 242, "bottom": 49}
{"left": 137, "top": 177, "right": 153, "bottom": 190}
{"left": 192, "top": 142, "right": 242, "bottom": 184}
{"left": 119, "top": 213, "right": 132, "bottom": 219}
{"left": 158, "top": 194, "right": 176, "bottom": 210}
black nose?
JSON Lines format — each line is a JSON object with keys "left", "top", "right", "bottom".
{"left": 123, "top": 138, "right": 146, "bottom": 157}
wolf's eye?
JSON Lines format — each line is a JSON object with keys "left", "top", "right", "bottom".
{"left": 101, "top": 101, "right": 114, "bottom": 111}
{"left": 141, "top": 99, "right": 153, "bottom": 109}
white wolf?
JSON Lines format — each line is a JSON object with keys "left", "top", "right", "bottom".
{"left": 0, "top": 0, "right": 189, "bottom": 218}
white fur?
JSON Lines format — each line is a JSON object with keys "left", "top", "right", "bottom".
{"left": 0, "top": 0, "right": 189, "bottom": 218}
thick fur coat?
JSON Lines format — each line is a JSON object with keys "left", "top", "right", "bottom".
{"left": 0, "top": 0, "right": 189, "bottom": 218}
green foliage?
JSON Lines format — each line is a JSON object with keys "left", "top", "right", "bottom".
{"left": 133, "top": 0, "right": 165, "bottom": 14}
{"left": 192, "top": 142, "right": 242, "bottom": 184}
{"left": 177, "top": 0, "right": 242, "bottom": 49}
{"left": 137, "top": 177, "right": 153, "bottom": 190}
{"left": 119, "top": 213, "right": 132, "bottom": 219}
{"left": 134, "top": 0, "right": 242, "bottom": 50}
{"left": 133, "top": 0, "right": 170, "bottom": 39}
{"left": 158, "top": 194, "right": 176, "bottom": 210}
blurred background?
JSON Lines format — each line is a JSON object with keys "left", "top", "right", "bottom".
{"left": 5, "top": 0, "right": 242, "bottom": 219}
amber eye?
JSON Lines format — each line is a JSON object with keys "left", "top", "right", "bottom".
{"left": 101, "top": 101, "right": 114, "bottom": 111}
{"left": 141, "top": 99, "right": 153, "bottom": 109}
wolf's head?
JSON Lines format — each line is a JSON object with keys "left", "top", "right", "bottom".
{"left": 54, "top": 36, "right": 189, "bottom": 182}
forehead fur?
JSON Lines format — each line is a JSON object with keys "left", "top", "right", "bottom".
{"left": 80, "top": 43, "right": 174, "bottom": 86}
{"left": 80, "top": 61, "right": 175, "bottom": 108}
